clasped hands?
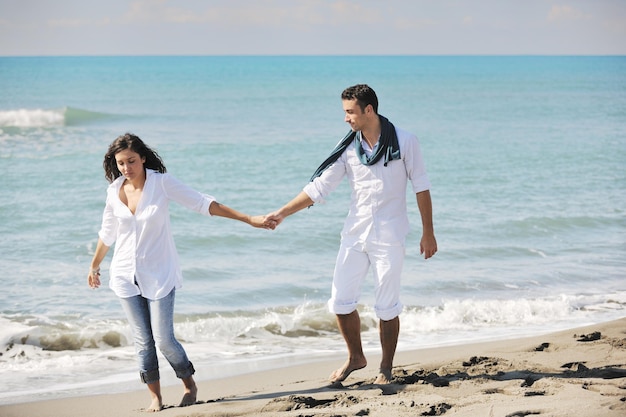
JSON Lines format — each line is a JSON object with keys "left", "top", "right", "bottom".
{"left": 249, "top": 211, "right": 284, "bottom": 230}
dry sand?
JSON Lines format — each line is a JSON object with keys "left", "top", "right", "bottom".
{"left": 2, "top": 318, "right": 625, "bottom": 417}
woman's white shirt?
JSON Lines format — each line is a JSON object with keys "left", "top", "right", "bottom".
{"left": 98, "top": 169, "right": 215, "bottom": 300}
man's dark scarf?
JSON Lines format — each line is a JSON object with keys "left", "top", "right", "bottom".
{"left": 310, "top": 114, "right": 401, "bottom": 181}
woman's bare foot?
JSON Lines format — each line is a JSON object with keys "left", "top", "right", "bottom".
{"left": 374, "top": 368, "right": 393, "bottom": 384}
{"left": 145, "top": 381, "right": 163, "bottom": 412}
{"left": 179, "top": 390, "right": 197, "bottom": 407}
{"left": 179, "top": 377, "right": 198, "bottom": 407}
{"left": 329, "top": 357, "right": 367, "bottom": 383}
{"left": 145, "top": 396, "right": 163, "bottom": 412}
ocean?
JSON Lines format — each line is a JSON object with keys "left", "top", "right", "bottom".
{"left": 0, "top": 56, "right": 624, "bottom": 405}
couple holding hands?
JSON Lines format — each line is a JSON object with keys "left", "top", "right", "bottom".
{"left": 87, "top": 84, "right": 437, "bottom": 412}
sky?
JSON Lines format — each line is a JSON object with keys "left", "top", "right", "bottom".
{"left": 0, "top": 0, "right": 624, "bottom": 56}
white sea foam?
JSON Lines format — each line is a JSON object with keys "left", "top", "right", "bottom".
{"left": 1, "top": 292, "right": 625, "bottom": 405}
{"left": 0, "top": 107, "right": 115, "bottom": 128}
{"left": 0, "top": 108, "right": 65, "bottom": 127}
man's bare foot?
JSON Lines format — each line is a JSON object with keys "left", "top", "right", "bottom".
{"left": 374, "top": 368, "right": 393, "bottom": 384}
{"left": 145, "top": 397, "right": 163, "bottom": 412}
{"left": 179, "top": 384, "right": 197, "bottom": 407}
{"left": 329, "top": 357, "right": 367, "bottom": 383}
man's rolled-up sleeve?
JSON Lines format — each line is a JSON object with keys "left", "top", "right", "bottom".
{"left": 302, "top": 159, "right": 346, "bottom": 204}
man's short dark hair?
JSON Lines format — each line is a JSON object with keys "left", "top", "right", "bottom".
{"left": 341, "top": 84, "right": 378, "bottom": 114}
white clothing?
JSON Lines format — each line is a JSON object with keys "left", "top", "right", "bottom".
{"left": 329, "top": 242, "right": 405, "bottom": 321}
{"left": 303, "top": 126, "right": 430, "bottom": 319}
{"left": 303, "top": 126, "right": 430, "bottom": 247}
{"left": 98, "top": 169, "right": 215, "bottom": 300}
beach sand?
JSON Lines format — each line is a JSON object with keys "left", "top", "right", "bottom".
{"left": 2, "top": 318, "right": 625, "bottom": 417}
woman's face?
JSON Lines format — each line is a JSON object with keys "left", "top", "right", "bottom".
{"left": 115, "top": 148, "right": 145, "bottom": 181}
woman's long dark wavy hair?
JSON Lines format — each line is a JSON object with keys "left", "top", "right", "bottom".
{"left": 103, "top": 133, "right": 167, "bottom": 183}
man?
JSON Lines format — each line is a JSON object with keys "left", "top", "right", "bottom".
{"left": 265, "top": 84, "right": 437, "bottom": 384}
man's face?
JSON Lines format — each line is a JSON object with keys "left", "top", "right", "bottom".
{"left": 342, "top": 99, "right": 367, "bottom": 132}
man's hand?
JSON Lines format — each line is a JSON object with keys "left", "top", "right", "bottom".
{"left": 420, "top": 233, "right": 437, "bottom": 259}
{"left": 416, "top": 191, "right": 436, "bottom": 259}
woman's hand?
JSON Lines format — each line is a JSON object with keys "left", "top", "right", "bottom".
{"left": 88, "top": 239, "right": 110, "bottom": 289}
{"left": 88, "top": 268, "right": 101, "bottom": 289}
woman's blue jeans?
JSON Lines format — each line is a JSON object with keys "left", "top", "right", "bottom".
{"left": 119, "top": 288, "right": 195, "bottom": 384}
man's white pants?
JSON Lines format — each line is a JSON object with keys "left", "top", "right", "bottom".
{"left": 327, "top": 241, "right": 405, "bottom": 321}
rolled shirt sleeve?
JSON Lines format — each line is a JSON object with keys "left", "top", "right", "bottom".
{"left": 401, "top": 129, "right": 431, "bottom": 194}
{"left": 160, "top": 173, "right": 215, "bottom": 215}
{"left": 303, "top": 159, "right": 347, "bottom": 204}
{"left": 98, "top": 193, "right": 119, "bottom": 247}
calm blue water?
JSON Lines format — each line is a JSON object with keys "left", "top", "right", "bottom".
{"left": 0, "top": 56, "right": 625, "bottom": 404}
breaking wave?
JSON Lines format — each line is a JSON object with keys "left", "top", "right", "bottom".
{"left": 0, "top": 107, "right": 114, "bottom": 128}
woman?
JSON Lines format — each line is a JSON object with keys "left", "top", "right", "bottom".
{"left": 87, "top": 133, "right": 271, "bottom": 412}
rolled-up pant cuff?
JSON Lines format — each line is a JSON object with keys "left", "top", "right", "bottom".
{"left": 375, "top": 302, "right": 403, "bottom": 321}
{"left": 140, "top": 368, "right": 160, "bottom": 384}
{"left": 174, "top": 361, "right": 195, "bottom": 380}
{"left": 139, "top": 363, "right": 194, "bottom": 384}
